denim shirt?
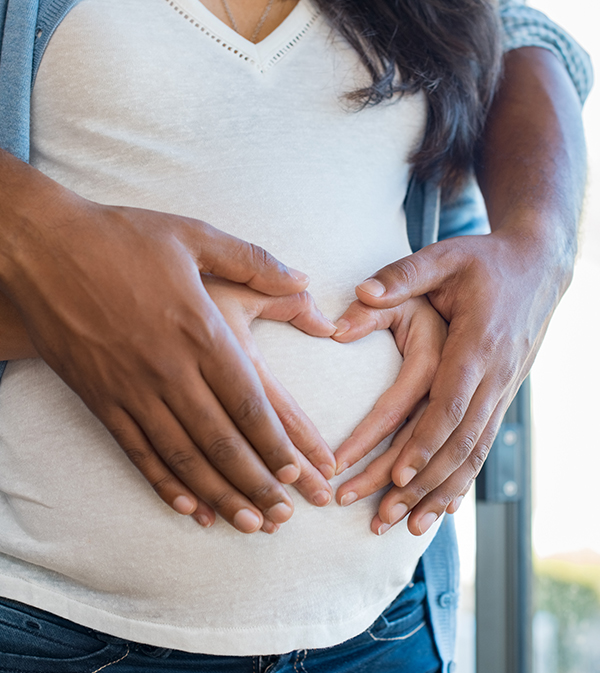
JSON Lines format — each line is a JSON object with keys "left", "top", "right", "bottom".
{"left": 0, "top": 1, "right": 593, "bottom": 671}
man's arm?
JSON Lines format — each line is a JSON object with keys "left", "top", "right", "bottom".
{"left": 0, "top": 149, "right": 336, "bottom": 533}
{"left": 334, "top": 42, "right": 587, "bottom": 534}
{"left": 0, "top": 290, "right": 37, "bottom": 359}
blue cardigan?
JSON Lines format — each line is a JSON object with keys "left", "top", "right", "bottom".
{"left": 0, "top": 1, "right": 592, "bottom": 670}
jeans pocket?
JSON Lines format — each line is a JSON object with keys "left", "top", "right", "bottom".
{"left": 0, "top": 598, "right": 129, "bottom": 672}
{"left": 366, "top": 581, "right": 428, "bottom": 642}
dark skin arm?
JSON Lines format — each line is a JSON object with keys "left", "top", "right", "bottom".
{"left": 334, "top": 47, "right": 586, "bottom": 535}
{"left": 0, "top": 150, "right": 336, "bottom": 534}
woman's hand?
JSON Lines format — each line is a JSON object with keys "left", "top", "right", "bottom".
{"left": 336, "top": 398, "right": 429, "bottom": 536}
{"left": 332, "top": 296, "right": 447, "bottom": 533}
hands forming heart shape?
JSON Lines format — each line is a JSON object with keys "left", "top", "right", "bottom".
{"left": 2, "top": 171, "right": 561, "bottom": 539}
{"left": 199, "top": 274, "right": 447, "bottom": 536}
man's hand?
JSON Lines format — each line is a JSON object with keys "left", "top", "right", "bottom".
{"left": 0, "top": 150, "right": 333, "bottom": 534}
{"left": 199, "top": 274, "right": 337, "bottom": 532}
{"left": 333, "top": 46, "right": 587, "bottom": 536}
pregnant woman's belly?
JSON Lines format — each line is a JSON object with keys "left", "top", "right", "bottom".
{"left": 0, "top": 317, "right": 440, "bottom": 654}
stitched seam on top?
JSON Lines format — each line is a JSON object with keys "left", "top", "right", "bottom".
{"left": 367, "top": 619, "right": 426, "bottom": 643}
{"left": 262, "top": 12, "right": 319, "bottom": 69}
{"left": 164, "top": 0, "right": 258, "bottom": 66}
{"left": 299, "top": 649, "right": 308, "bottom": 673}
{"left": 91, "top": 644, "right": 130, "bottom": 673}
{"left": 163, "top": 0, "right": 320, "bottom": 72}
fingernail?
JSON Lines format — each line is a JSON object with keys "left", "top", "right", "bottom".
{"left": 418, "top": 512, "right": 439, "bottom": 534}
{"left": 451, "top": 496, "right": 465, "bottom": 513}
{"left": 313, "top": 490, "right": 332, "bottom": 507}
{"left": 377, "top": 523, "right": 391, "bottom": 536}
{"left": 389, "top": 503, "right": 408, "bottom": 524}
{"left": 357, "top": 279, "right": 386, "bottom": 297}
{"left": 334, "top": 319, "right": 351, "bottom": 336}
{"left": 261, "top": 520, "right": 280, "bottom": 535}
{"left": 264, "top": 502, "right": 293, "bottom": 523}
{"left": 194, "top": 513, "right": 213, "bottom": 528}
{"left": 340, "top": 492, "right": 358, "bottom": 507}
{"left": 319, "top": 463, "right": 336, "bottom": 480}
{"left": 276, "top": 463, "right": 300, "bottom": 483}
{"left": 233, "top": 509, "right": 261, "bottom": 533}
{"left": 336, "top": 462, "right": 349, "bottom": 476}
{"left": 399, "top": 467, "right": 417, "bottom": 487}
{"left": 289, "top": 268, "right": 309, "bottom": 284}
{"left": 172, "top": 495, "right": 195, "bottom": 515}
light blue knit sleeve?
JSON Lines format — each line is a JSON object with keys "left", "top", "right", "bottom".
{"left": 498, "top": 0, "right": 593, "bottom": 104}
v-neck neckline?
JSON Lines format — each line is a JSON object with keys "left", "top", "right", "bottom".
{"left": 165, "top": 0, "right": 321, "bottom": 71}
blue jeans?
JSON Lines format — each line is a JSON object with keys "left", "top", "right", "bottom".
{"left": 0, "top": 571, "right": 441, "bottom": 672}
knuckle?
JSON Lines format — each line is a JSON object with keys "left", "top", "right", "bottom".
{"left": 453, "top": 430, "right": 478, "bottom": 464}
{"left": 235, "top": 395, "right": 266, "bottom": 428}
{"left": 108, "top": 425, "right": 132, "bottom": 449}
{"left": 390, "top": 257, "right": 419, "bottom": 287}
{"left": 261, "top": 442, "right": 291, "bottom": 465}
{"left": 149, "top": 474, "right": 173, "bottom": 494}
{"left": 454, "top": 361, "right": 479, "bottom": 387}
{"left": 362, "top": 466, "right": 386, "bottom": 492}
{"left": 207, "top": 435, "right": 241, "bottom": 466}
{"left": 378, "top": 408, "right": 406, "bottom": 435}
{"left": 410, "top": 440, "right": 434, "bottom": 467}
{"left": 478, "top": 330, "right": 499, "bottom": 359}
{"left": 444, "top": 395, "right": 469, "bottom": 427}
{"left": 497, "top": 360, "right": 519, "bottom": 387}
{"left": 435, "top": 492, "right": 455, "bottom": 510}
{"left": 277, "top": 408, "right": 303, "bottom": 437}
{"left": 166, "top": 449, "right": 198, "bottom": 474}
{"left": 249, "top": 243, "right": 276, "bottom": 271}
{"left": 123, "top": 446, "right": 153, "bottom": 468}
{"left": 408, "top": 482, "right": 431, "bottom": 502}
{"left": 195, "top": 312, "right": 225, "bottom": 352}
{"left": 293, "top": 469, "right": 316, "bottom": 491}
{"left": 468, "top": 447, "right": 488, "bottom": 475}
{"left": 296, "top": 291, "right": 313, "bottom": 310}
{"left": 248, "top": 483, "right": 277, "bottom": 504}
{"left": 210, "top": 490, "right": 236, "bottom": 512}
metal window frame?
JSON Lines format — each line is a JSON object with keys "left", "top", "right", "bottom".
{"left": 475, "top": 378, "right": 533, "bottom": 673}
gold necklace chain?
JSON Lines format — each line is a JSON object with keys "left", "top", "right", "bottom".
{"left": 220, "top": 0, "right": 276, "bottom": 42}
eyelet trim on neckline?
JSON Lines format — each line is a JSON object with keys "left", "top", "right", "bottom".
{"left": 164, "top": 0, "right": 321, "bottom": 72}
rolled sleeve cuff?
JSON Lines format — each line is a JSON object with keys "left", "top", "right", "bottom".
{"left": 500, "top": 3, "right": 593, "bottom": 104}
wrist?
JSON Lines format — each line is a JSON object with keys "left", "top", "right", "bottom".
{"left": 0, "top": 149, "right": 80, "bottom": 291}
{"left": 490, "top": 209, "right": 576, "bottom": 298}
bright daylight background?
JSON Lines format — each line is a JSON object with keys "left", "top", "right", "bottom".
{"left": 454, "top": 2, "right": 600, "bottom": 671}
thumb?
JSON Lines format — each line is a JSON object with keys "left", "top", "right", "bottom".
{"left": 258, "top": 292, "right": 336, "bottom": 338}
{"left": 355, "top": 240, "right": 457, "bottom": 308}
{"left": 182, "top": 217, "right": 310, "bottom": 296}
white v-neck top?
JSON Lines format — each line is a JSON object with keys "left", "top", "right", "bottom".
{"left": 0, "top": 0, "right": 437, "bottom": 655}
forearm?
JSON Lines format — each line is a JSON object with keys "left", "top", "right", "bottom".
{"left": 0, "top": 150, "right": 56, "bottom": 359}
{"left": 476, "top": 46, "right": 587, "bottom": 296}
{"left": 0, "top": 148, "right": 74, "bottom": 296}
{"left": 0, "top": 149, "right": 70, "bottom": 359}
{"left": 0, "top": 290, "right": 37, "bottom": 359}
